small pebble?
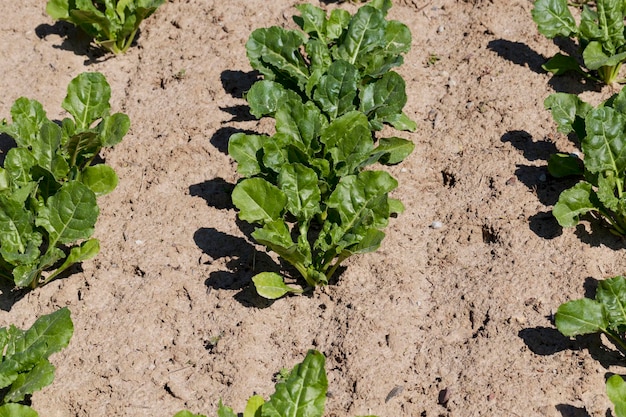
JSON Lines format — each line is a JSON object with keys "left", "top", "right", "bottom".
{"left": 430, "top": 221, "right": 443, "bottom": 229}
{"left": 437, "top": 25, "right": 445, "bottom": 33}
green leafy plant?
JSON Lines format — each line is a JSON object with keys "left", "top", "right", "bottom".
{"left": 174, "top": 350, "right": 377, "bottom": 417}
{"left": 0, "top": 308, "right": 74, "bottom": 417}
{"left": 532, "top": 0, "right": 626, "bottom": 84}
{"left": 229, "top": 0, "right": 415, "bottom": 299}
{"left": 246, "top": 0, "right": 416, "bottom": 131}
{"left": 45, "top": 0, "right": 165, "bottom": 54}
{"left": 544, "top": 88, "right": 626, "bottom": 236}
{"left": 555, "top": 275, "right": 626, "bottom": 417}
{"left": 0, "top": 72, "right": 129, "bottom": 289}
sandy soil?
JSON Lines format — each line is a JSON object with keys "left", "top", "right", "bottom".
{"left": 2, "top": 0, "right": 626, "bottom": 416}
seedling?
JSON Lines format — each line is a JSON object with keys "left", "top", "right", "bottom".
{"left": 45, "top": 0, "right": 165, "bottom": 54}
{"left": 544, "top": 88, "right": 626, "bottom": 236}
{"left": 532, "top": 0, "right": 626, "bottom": 84}
{"left": 229, "top": 0, "right": 415, "bottom": 299}
{"left": 174, "top": 350, "right": 378, "bottom": 417}
{"left": 0, "top": 308, "right": 74, "bottom": 417}
{"left": 555, "top": 275, "right": 626, "bottom": 417}
{"left": 0, "top": 72, "right": 129, "bottom": 289}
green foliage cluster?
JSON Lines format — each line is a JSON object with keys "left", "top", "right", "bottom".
{"left": 0, "top": 308, "right": 74, "bottom": 417}
{"left": 544, "top": 89, "right": 626, "bottom": 236}
{"left": 555, "top": 276, "right": 626, "bottom": 417}
{"left": 229, "top": 0, "right": 415, "bottom": 299}
{"left": 46, "top": 0, "right": 165, "bottom": 54}
{"left": 532, "top": 0, "right": 626, "bottom": 84}
{"left": 175, "top": 350, "right": 378, "bottom": 417}
{"left": 0, "top": 72, "right": 128, "bottom": 289}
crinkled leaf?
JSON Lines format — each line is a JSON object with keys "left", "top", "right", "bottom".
{"left": 545, "top": 93, "right": 593, "bottom": 137}
{"left": 0, "top": 197, "right": 41, "bottom": 266}
{"left": 261, "top": 350, "right": 327, "bottom": 417}
{"left": 5, "top": 148, "right": 36, "bottom": 186}
{"left": 294, "top": 4, "right": 327, "bottom": 42}
{"left": 5, "top": 98, "right": 47, "bottom": 149}
{"left": 360, "top": 71, "right": 407, "bottom": 128}
{"left": 313, "top": 60, "right": 359, "bottom": 119}
{"left": 326, "top": 9, "right": 350, "bottom": 40}
{"left": 81, "top": 164, "right": 119, "bottom": 196}
{"left": 596, "top": 172, "right": 622, "bottom": 211}
{"left": 321, "top": 112, "right": 373, "bottom": 176}
{"left": 98, "top": 112, "right": 130, "bottom": 147}
{"left": 246, "top": 80, "right": 291, "bottom": 119}
{"left": 62, "top": 72, "right": 111, "bottom": 130}
{"left": 36, "top": 181, "right": 99, "bottom": 245}
{"left": 552, "top": 181, "right": 595, "bottom": 227}
{"left": 596, "top": 275, "right": 626, "bottom": 329}
{"left": 278, "top": 163, "right": 321, "bottom": 221}
{"left": 582, "top": 107, "right": 626, "bottom": 174}
{"left": 246, "top": 27, "right": 309, "bottom": 88}
{"left": 275, "top": 99, "right": 326, "bottom": 154}
{"left": 232, "top": 178, "right": 286, "bottom": 224}
{"left": 555, "top": 298, "right": 607, "bottom": 336}
{"left": 531, "top": 0, "right": 577, "bottom": 38}
{"left": 335, "top": 6, "right": 385, "bottom": 65}
{"left": 607, "top": 375, "right": 626, "bottom": 417}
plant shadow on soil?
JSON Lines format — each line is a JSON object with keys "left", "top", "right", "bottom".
{"left": 487, "top": 39, "right": 601, "bottom": 95}
{"left": 34, "top": 21, "right": 118, "bottom": 65}
{"left": 501, "top": 131, "right": 626, "bottom": 249}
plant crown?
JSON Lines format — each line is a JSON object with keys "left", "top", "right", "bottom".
{"left": 46, "top": 0, "right": 165, "bottom": 54}
{"left": 545, "top": 88, "right": 626, "bottom": 236}
{"left": 229, "top": 0, "right": 415, "bottom": 299}
{"left": 532, "top": 0, "right": 626, "bottom": 84}
{"left": 174, "top": 350, "right": 378, "bottom": 417}
{"left": 0, "top": 72, "right": 129, "bottom": 289}
{"left": 0, "top": 308, "right": 74, "bottom": 417}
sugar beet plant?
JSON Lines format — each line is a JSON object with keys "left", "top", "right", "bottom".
{"left": 532, "top": 0, "right": 626, "bottom": 84}
{"left": 46, "top": 0, "right": 165, "bottom": 54}
{"left": 0, "top": 308, "right": 74, "bottom": 417}
{"left": 175, "top": 350, "right": 378, "bottom": 417}
{"left": 555, "top": 275, "right": 626, "bottom": 417}
{"left": 0, "top": 72, "right": 128, "bottom": 289}
{"left": 544, "top": 87, "right": 626, "bottom": 236}
{"left": 229, "top": 0, "right": 415, "bottom": 299}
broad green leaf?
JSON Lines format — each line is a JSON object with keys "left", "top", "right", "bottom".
{"left": 360, "top": 71, "right": 407, "bottom": 127}
{"left": 33, "top": 120, "right": 70, "bottom": 180}
{"left": 4, "top": 359, "right": 55, "bottom": 403}
{"left": 596, "top": 172, "right": 622, "bottom": 212}
{"left": 65, "top": 132, "right": 101, "bottom": 169}
{"left": 253, "top": 272, "right": 301, "bottom": 300}
{"left": 11, "top": 265, "right": 42, "bottom": 289}
{"left": 98, "top": 113, "right": 130, "bottom": 147}
{"left": 0, "top": 197, "right": 42, "bottom": 266}
{"left": 46, "top": 0, "right": 70, "bottom": 19}
{"left": 278, "top": 163, "right": 321, "bottom": 221}
{"left": 246, "top": 81, "right": 290, "bottom": 119}
{"left": 246, "top": 27, "right": 309, "bottom": 88}
{"left": 388, "top": 197, "right": 405, "bottom": 215}
{"left": 217, "top": 400, "right": 236, "bottom": 417}
{"left": 547, "top": 153, "right": 584, "bottom": 178}
{"left": 232, "top": 178, "right": 286, "bottom": 224}
{"left": 244, "top": 395, "right": 265, "bottom": 417}
{"left": 62, "top": 72, "right": 111, "bottom": 130}
{"left": 252, "top": 220, "right": 311, "bottom": 271}
{"left": 596, "top": 276, "right": 626, "bottom": 329}
{"left": 553, "top": 181, "right": 595, "bottom": 227}
{"left": 582, "top": 107, "right": 626, "bottom": 174}
{"left": 313, "top": 60, "right": 359, "bottom": 119}
{"left": 607, "top": 375, "right": 626, "bottom": 417}
{"left": 228, "top": 133, "right": 265, "bottom": 177}
{"left": 0, "top": 308, "right": 73, "bottom": 388}
{"left": 583, "top": 41, "right": 626, "bottom": 70}
{"left": 555, "top": 298, "right": 607, "bottom": 336}
{"left": 369, "top": 0, "right": 392, "bottom": 15}
{"left": 81, "top": 164, "right": 119, "bottom": 196}
{"left": 371, "top": 137, "right": 414, "bottom": 165}
{"left": 383, "top": 20, "right": 411, "bottom": 55}
{"left": 544, "top": 93, "right": 592, "bottom": 137}
{"left": 531, "top": 0, "right": 577, "bottom": 38}
{"left": 321, "top": 112, "right": 373, "bottom": 176}
{"left": 261, "top": 350, "right": 327, "bottom": 417}
{"left": 386, "top": 112, "right": 417, "bottom": 132}
{"left": 295, "top": 4, "right": 327, "bottom": 42}
{"left": 4, "top": 148, "right": 36, "bottom": 186}
{"left": 0, "top": 404, "right": 38, "bottom": 417}
{"left": 336, "top": 6, "right": 385, "bottom": 65}
{"left": 326, "top": 9, "right": 350, "bottom": 40}
{"left": 174, "top": 411, "right": 207, "bottom": 417}
{"left": 275, "top": 99, "right": 326, "bottom": 153}
{"left": 542, "top": 53, "right": 585, "bottom": 76}
{"left": 343, "top": 228, "right": 385, "bottom": 255}
{"left": 36, "top": 181, "right": 99, "bottom": 246}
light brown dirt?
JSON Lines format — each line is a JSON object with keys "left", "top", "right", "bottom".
{"left": 2, "top": 0, "right": 626, "bottom": 416}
